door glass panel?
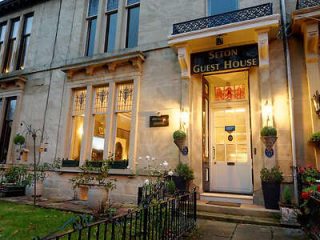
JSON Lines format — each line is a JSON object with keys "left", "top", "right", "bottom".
{"left": 215, "top": 127, "right": 224, "bottom": 144}
{"left": 226, "top": 144, "right": 236, "bottom": 161}
{"left": 215, "top": 144, "right": 225, "bottom": 162}
{"left": 237, "top": 144, "right": 247, "bottom": 163}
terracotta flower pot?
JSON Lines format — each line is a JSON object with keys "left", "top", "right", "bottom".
{"left": 78, "top": 185, "right": 89, "bottom": 201}
{"left": 261, "top": 136, "right": 278, "bottom": 150}
{"left": 87, "top": 185, "right": 109, "bottom": 211}
{"left": 26, "top": 181, "right": 44, "bottom": 197}
{"left": 174, "top": 138, "right": 186, "bottom": 151}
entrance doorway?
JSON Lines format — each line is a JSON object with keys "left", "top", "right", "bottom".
{"left": 204, "top": 71, "right": 252, "bottom": 194}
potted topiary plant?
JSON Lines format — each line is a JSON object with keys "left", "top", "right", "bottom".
{"left": 261, "top": 126, "right": 277, "bottom": 150}
{"left": 173, "top": 130, "right": 186, "bottom": 152}
{"left": 170, "top": 162, "right": 194, "bottom": 192}
{"left": 279, "top": 186, "right": 299, "bottom": 226}
{"left": 13, "top": 134, "right": 26, "bottom": 161}
{"left": 260, "top": 166, "right": 284, "bottom": 209}
{"left": 310, "top": 132, "right": 320, "bottom": 149}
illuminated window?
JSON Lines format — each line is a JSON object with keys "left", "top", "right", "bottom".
{"left": 114, "top": 82, "right": 133, "bottom": 161}
{"left": 3, "top": 18, "right": 20, "bottom": 73}
{"left": 85, "top": 0, "right": 99, "bottom": 56}
{"left": 70, "top": 89, "right": 87, "bottom": 160}
{"left": 91, "top": 86, "right": 109, "bottom": 160}
{"left": 17, "top": 14, "right": 33, "bottom": 70}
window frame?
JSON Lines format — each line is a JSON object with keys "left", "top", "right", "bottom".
{"left": 104, "top": 0, "right": 119, "bottom": 53}
{"left": 0, "top": 22, "right": 7, "bottom": 69}
{"left": 125, "top": 0, "right": 140, "bottom": 49}
{"left": 16, "top": 13, "right": 33, "bottom": 70}
{"left": 85, "top": 0, "right": 99, "bottom": 56}
{"left": 207, "top": 0, "right": 239, "bottom": 16}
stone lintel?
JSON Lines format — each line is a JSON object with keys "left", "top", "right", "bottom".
{"left": 0, "top": 76, "right": 27, "bottom": 91}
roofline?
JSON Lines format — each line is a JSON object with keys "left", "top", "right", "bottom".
{"left": 0, "top": 0, "right": 50, "bottom": 17}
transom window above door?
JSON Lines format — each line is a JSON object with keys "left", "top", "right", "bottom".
{"left": 208, "top": 0, "right": 238, "bottom": 16}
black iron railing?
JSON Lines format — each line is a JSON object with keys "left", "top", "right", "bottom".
{"left": 296, "top": 0, "right": 320, "bottom": 9}
{"left": 37, "top": 191, "right": 197, "bottom": 240}
{"left": 172, "top": 3, "right": 273, "bottom": 35}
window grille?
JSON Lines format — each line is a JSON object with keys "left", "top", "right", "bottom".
{"left": 93, "top": 86, "right": 109, "bottom": 114}
{"left": 116, "top": 83, "right": 133, "bottom": 112}
{"left": 73, "top": 89, "right": 87, "bottom": 116}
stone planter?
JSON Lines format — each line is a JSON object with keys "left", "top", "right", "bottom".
{"left": 262, "top": 182, "right": 281, "bottom": 209}
{"left": 26, "top": 181, "right": 44, "bottom": 197}
{"left": 87, "top": 185, "right": 109, "bottom": 211}
{"left": 279, "top": 204, "right": 299, "bottom": 226}
{"left": 261, "top": 136, "right": 278, "bottom": 150}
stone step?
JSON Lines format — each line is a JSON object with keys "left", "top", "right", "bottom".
{"left": 197, "top": 201, "right": 280, "bottom": 219}
{"left": 197, "top": 211, "right": 283, "bottom": 227}
{"left": 200, "top": 192, "right": 254, "bottom": 204}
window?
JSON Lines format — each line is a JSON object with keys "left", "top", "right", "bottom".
{"left": 91, "top": 86, "right": 109, "bottom": 160}
{"left": 126, "top": 0, "right": 140, "bottom": 48}
{"left": 85, "top": 0, "right": 99, "bottom": 56}
{"left": 0, "top": 97, "right": 17, "bottom": 163}
{"left": 105, "top": 0, "right": 118, "bottom": 52}
{"left": 114, "top": 82, "right": 133, "bottom": 160}
{"left": 70, "top": 89, "right": 87, "bottom": 160}
{"left": 0, "top": 23, "right": 7, "bottom": 62}
{"left": 208, "top": 0, "right": 238, "bottom": 16}
{"left": 3, "top": 18, "right": 20, "bottom": 73}
{"left": 16, "top": 14, "right": 33, "bottom": 70}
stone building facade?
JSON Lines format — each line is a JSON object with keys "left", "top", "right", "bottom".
{"left": 0, "top": 0, "right": 319, "bottom": 205}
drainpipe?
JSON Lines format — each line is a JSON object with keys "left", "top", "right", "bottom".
{"left": 280, "top": 0, "right": 299, "bottom": 204}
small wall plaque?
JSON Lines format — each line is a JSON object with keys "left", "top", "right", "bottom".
{"left": 149, "top": 115, "right": 169, "bottom": 128}
{"left": 225, "top": 126, "right": 235, "bottom": 132}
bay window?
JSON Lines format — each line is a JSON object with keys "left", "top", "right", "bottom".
{"left": 17, "top": 14, "right": 33, "bottom": 70}
{"left": 68, "top": 81, "right": 136, "bottom": 165}
{"left": 105, "top": 0, "right": 118, "bottom": 52}
{"left": 126, "top": 0, "right": 140, "bottom": 48}
{"left": 208, "top": 0, "right": 238, "bottom": 16}
{"left": 3, "top": 18, "right": 20, "bottom": 73}
{"left": 85, "top": 0, "right": 99, "bottom": 56}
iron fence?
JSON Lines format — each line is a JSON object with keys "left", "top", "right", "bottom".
{"left": 296, "top": 0, "right": 319, "bottom": 9}
{"left": 172, "top": 3, "right": 273, "bottom": 35}
{"left": 37, "top": 191, "right": 197, "bottom": 240}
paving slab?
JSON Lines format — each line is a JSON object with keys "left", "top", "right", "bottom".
{"left": 232, "top": 224, "right": 272, "bottom": 240}
{"left": 271, "top": 226, "right": 308, "bottom": 240}
{"left": 196, "top": 219, "right": 237, "bottom": 239}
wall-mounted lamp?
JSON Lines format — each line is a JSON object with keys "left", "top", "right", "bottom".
{"left": 313, "top": 90, "right": 320, "bottom": 117}
{"left": 262, "top": 100, "right": 273, "bottom": 126}
{"left": 216, "top": 35, "right": 224, "bottom": 46}
{"left": 180, "top": 111, "right": 189, "bottom": 128}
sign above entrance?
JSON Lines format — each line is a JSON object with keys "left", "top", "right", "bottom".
{"left": 191, "top": 44, "right": 259, "bottom": 74}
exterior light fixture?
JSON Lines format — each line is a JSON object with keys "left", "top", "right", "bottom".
{"left": 216, "top": 35, "right": 224, "bottom": 45}
{"left": 180, "top": 111, "right": 189, "bottom": 128}
{"left": 262, "top": 100, "right": 273, "bottom": 126}
{"left": 313, "top": 90, "right": 320, "bottom": 117}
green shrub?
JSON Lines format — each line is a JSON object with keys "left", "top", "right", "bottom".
{"left": 166, "top": 179, "right": 176, "bottom": 195}
{"left": 173, "top": 130, "right": 186, "bottom": 140}
{"left": 13, "top": 134, "right": 25, "bottom": 145}
{"left": 176, "top": 162, "right": 194, "bottom": 181}
{"left": 260, "top": 126, "right": 277, "bottom": 137}
{"left": 282, "top": 186, "right": 292, "bottom": 205}
{"left": 260, "top": 167, "right": 283, "bottom": 183}
{"left": 311, "top": 132, "right": 320, "bottom": 142}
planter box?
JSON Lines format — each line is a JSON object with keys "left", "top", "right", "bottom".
{"left": 110, "top": 160, "right": 128, "bottom": 169}
{"left": 0, "top": 185, "right": 26, "bottom": 197}
{"left": 262, "top": 182, "right": 280, "bottom": 210}
{"left": 62, "top": 160, "right": 79, "bottom": 167}
{"left": 86, "top": 161, "right": 103, "bottom": 168}
{"left": 170, "top": 175, "right": 187, "bottom": 192}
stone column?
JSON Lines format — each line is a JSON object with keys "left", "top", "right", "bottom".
{"left": 302, "top": 21, "right": 320, "bottom": 169}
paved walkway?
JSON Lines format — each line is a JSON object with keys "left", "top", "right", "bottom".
{"left": 193, "top": 219, "right": 308, "bottom": 240}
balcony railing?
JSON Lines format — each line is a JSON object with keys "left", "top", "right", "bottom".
{"left": 296, "top": 0, "right": 320, "bottom": 9}
{"left": 172, "top": 3, "right": 273, "bottom": 35}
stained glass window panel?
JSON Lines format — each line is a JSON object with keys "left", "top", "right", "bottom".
{"left": 214, "top": 84, "right": 245, "bottom": 101}
{"left": 91, "top": 114, "right": 106, "bottom": 161}
{"left": 73, "top": 89, "right": 87, "bottom": 116}
{"left": 94, "top": 86, "right": 108, "bottom": 113}
{"left": 116, "top": 83, "right": 133, "bottom": 112}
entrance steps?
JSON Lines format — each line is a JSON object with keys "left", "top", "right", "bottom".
{"left": 197, "top": 200, "right": 284, "bottom": 227}
{"left": 200, "top": 192, "right": 254, "bottom": 205}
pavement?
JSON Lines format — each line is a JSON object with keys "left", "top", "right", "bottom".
{"left": 191, "top": 219, "right": 308, "bottom": 240}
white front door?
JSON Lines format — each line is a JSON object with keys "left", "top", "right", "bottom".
{"left": 210, "top": 105, "right": 253, "bottom": 194}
